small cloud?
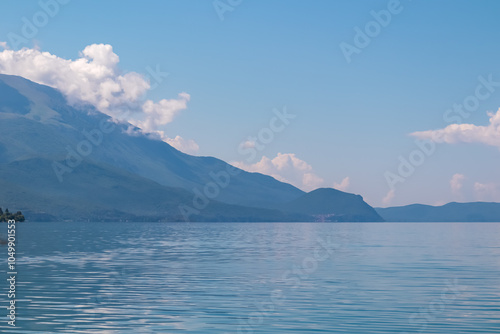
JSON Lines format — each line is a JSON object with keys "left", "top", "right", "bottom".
{"left": 302, "top": 172, "right": 325, "bottom": 191}
{"left": 232, "top": 153, "right": 324, "bottom": 191}
{"left": 334, "top": 176, "right": 350, "bottom": 191}
{"left": 474, "top": 182, "right": 499, "bottom": 201}
{"left": 165, "top": 135, "right": 200, "bottom": 155}
{"left": 382, "top": 189, "right": 395, "bottom": 206}
{"left": 239, "top": 140, "right": 256, "bottom": 149}
{"left": 130, "top": 92, "right": 190, "bottom": 134}
{"left": 450, "top": 173, "right": 465, "bottom": 196}
{"left": 0, "top": 41, "right": 8, "bottom": 50}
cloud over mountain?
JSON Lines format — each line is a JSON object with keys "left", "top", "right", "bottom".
{"left": 232, "top": 153, "right": 324, "bottom": 191}
{"left": 334, "top": 176, "right": 350, "bottom": 191}
{"left": 0, "top": 43, "right": 198, "bottom": 153}
{"left": 474, "top": 182, "right": 500, "bottom": 201}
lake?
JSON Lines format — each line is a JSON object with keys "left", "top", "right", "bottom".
{"left": 1, "top": 222, "right": 499, "bottom": 333}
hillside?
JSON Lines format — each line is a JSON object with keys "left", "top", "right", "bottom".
{"left": 0, "top": 74, "right": 382, "bottom": 222}
{"left": 376, "top": 202, "right": 500, "bottom": 222}
{"left": 0, "top": 74, "right": 303, "bottom": 209}
{"left": 279, "top": 188, "right": 384, "bottom": 222}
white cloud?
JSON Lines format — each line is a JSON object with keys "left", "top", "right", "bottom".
{"left": 411, "top": 109, "right": 500, "bottom": 149}
{"left": 474, "top": 182, "right": 500, "bottom": 202}
{"left": 334, "top": 176, "right": 350, "bottom": 191}
{"left": 450, "top": 173, "right": 465, "bottom": 196}
{"left": 382, "top": 189, "right": 395, "bottom": 206}
{"left": 302, "top": 173, "right": 324, "bottom": 191}
{"left": 0, "top": 42, "right": 8, "bottom": 50}
{"left": 239, "top": 140, "right": 256, "bottom": 149}
{"left": 137, "top": 93, "right": 190, "bottom": 131}
{"left": 0, "top": 43, "right": 198, "bottom": 153}
{"left": 232, "top": 153, "right": 324, "bottom": 191}
{"left": 165, "top": 135, "right": 200, "bottom": 155}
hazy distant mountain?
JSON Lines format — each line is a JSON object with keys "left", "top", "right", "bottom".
{"left": 0, "top": 74, "right": 381, "bottom": 222}
{"left": 376, "top": 202, "right": 500, "bottom": 222}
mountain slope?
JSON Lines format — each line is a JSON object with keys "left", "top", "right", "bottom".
{"left": 0, "top": 74, "right": 303, "bottom": 209}
{"left": 376, "top": 202, "right": 500, "bottom": 222}
{"left": 0, "top": 74, "right": 383, "bottom": 222}
{"left": 0, "top": 157, "right": 311, "bottom": 222}
{"left": 279, "top": 188, "right": 384, "bottom": 222}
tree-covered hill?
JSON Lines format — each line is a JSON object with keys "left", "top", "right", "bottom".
{"left": 0, "top": 208, "right": 25, "bottom": 222}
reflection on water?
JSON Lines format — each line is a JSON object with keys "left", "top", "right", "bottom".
{"left": 1, "top": 222, "right": 500, "bottom": 333}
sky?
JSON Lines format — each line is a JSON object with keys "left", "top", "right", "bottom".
{"left": 1, "top": 0, "right": 500, "bottom": 207}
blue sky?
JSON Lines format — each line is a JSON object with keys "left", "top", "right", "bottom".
{"left": 1, "top": 0, "right": 500, "bottom": 207}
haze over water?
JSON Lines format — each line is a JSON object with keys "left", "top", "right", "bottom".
{"left": 1, "top": 222, "right": 499, "bottom": 333}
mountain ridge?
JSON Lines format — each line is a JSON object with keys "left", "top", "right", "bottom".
{"left": 279, "top": 188, "right": 383, "bottom": 222}
{"left": 0, "top": 74, "right": 382, "bottom": 222}
{"left": 376, "top": 202, "right": 500, "bottom": 222}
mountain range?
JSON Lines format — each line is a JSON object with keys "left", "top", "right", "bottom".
{"left": 0, "top": 74, "right": 383, "bottom": 222}
{"left": 376, "top": 202, "right": 500, "bottom": 222}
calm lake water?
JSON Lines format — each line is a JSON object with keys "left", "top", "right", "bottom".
{"left": 1, "top": 222, "right": 500, "bottom": 333}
